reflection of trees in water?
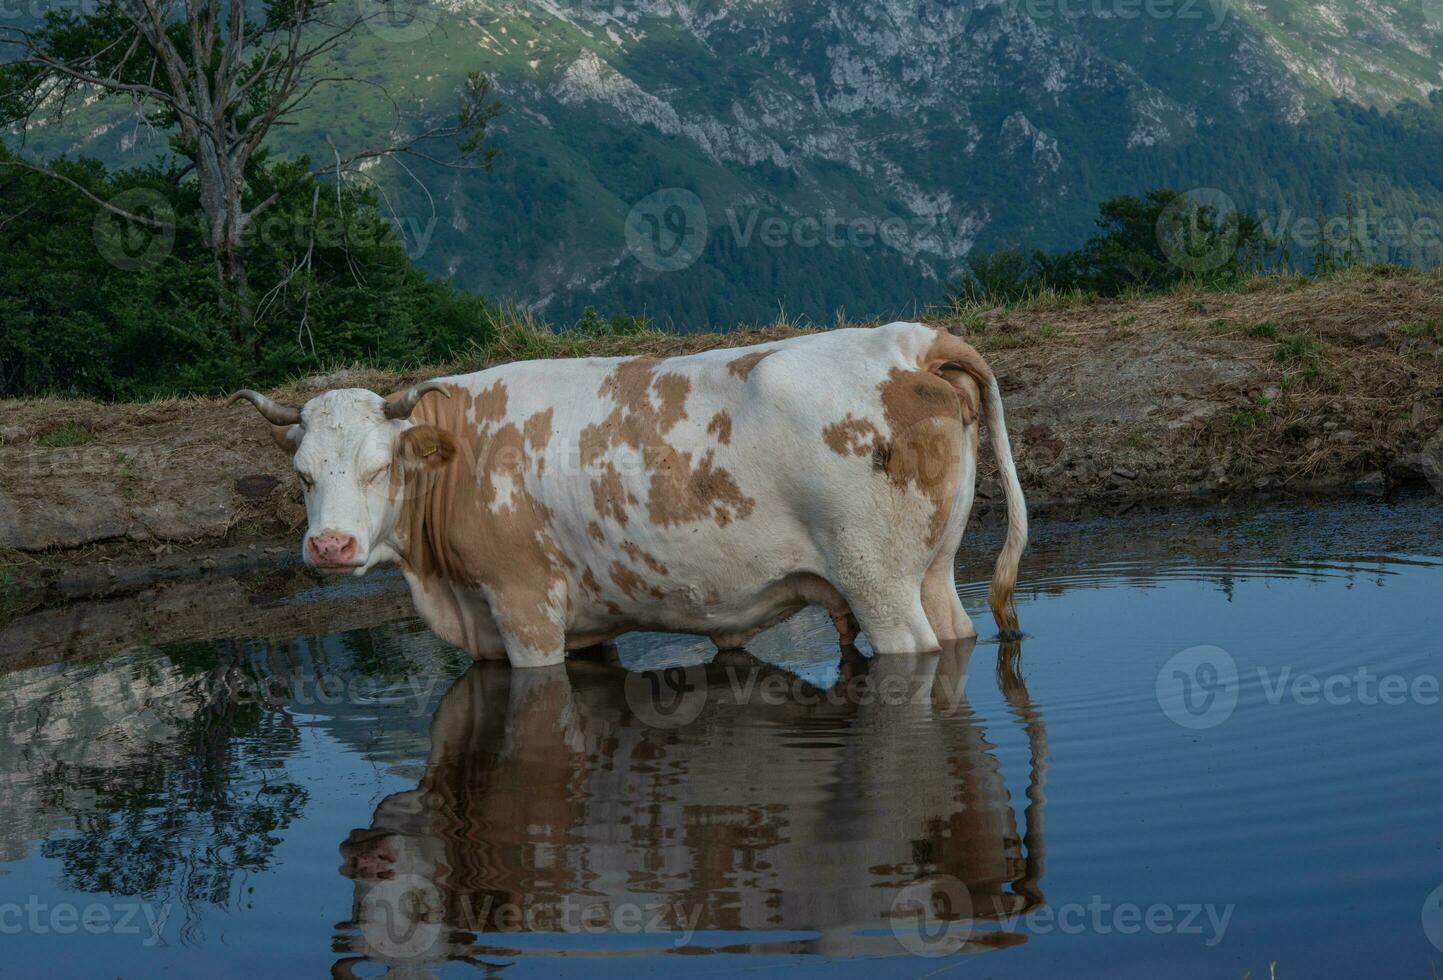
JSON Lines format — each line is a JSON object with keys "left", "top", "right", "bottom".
{"left": 36, "top": 640, "right": 308, "bottom": 937}
{"left": 14, "top": 621, "right": 467, "bottom": 915}
{"left": 2, "top": 616, "right": 466, "bottom": 947}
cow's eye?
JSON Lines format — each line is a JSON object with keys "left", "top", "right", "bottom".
{"left": 298, "top": 473, "right": 315, "bottom": 490}
{"left": 364, "top": 467, "right": 388, "bottom": 486}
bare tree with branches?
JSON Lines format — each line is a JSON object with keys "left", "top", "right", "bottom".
{"left": 0, "top": 0, "right": 499, "bottom": 317}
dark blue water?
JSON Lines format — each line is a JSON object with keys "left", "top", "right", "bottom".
{"left": 3, "top": 497, "right": 1442, "bottom": 977}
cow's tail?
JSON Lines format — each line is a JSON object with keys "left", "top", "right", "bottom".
{"left": 980, "top": 373, "right": 1028, "bottom": 640}
{"left": 936, "top": 338, "right": 1028, "bottom": 640}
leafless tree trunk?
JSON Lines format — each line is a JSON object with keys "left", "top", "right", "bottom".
{"left": 1, "top": 0, "right": 498, "bottom": 329}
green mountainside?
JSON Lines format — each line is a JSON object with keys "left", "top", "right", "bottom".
{"left": 16, "top": 0, "right": 1443, "bottom": 327}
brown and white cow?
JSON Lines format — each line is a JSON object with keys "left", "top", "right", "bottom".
{"left": 231, "top": 322, "right": 1027, "bottom": 668}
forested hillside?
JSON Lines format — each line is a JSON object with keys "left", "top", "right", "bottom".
{"left": 8, "top": 0, "right": 1443, "bottom": 329}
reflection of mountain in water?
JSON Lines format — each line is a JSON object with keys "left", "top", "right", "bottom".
{"left": 0, "top": 654, "right": 197, "bottom": 863}
{"left": 0, "top": 621, "right": 466, "bottom": 918}
{"left": 336, "top": 642, "right": 1049, "bottom": 971}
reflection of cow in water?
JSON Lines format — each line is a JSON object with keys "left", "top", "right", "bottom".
{"left": 334, "top": 641, "right": 1048, "bottom": 973}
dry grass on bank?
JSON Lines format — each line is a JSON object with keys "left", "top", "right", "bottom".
{"left": 3, "top": 264, "right": 1440, "bottom": 494}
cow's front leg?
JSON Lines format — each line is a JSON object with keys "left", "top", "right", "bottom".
{"left": 488, "top": 586, "right": 568, "bottom": 669}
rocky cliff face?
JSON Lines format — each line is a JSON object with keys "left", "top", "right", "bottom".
{"left": 373, "top": 0, "right": 1436, "bottom": 322}
{"left": 22, "top": 0, "right": 1443, "bottom": 323}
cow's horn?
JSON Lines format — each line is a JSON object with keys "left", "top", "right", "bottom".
{"left": 228, "top": 389, "right": 302, "bottom": 426}
{"left": 384, "top": 381, "right": 451, "bottom": 420}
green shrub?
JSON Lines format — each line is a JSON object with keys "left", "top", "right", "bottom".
{"left": 0, "top": 148, "right": 494, "bottom": 399}
{"left": 571, "top": 306, "right": 650, "bottom": 338}
{"left": 949, "top": 189, "right": 1267, "bottom": 305}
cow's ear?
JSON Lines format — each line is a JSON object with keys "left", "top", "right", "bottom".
{"left": 398, "top": 425, "right": 458, "bottom": 471}
{"left": 270, "top": 424, "right": 302, "bottom": 455}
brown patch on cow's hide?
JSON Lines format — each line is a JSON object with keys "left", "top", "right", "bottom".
{"left": 822, "top": 415, "right": 883, "bottom": 457}
{"left": 877, "top": 367, "right": 966, "bottom": 547}
{"left": 587, "top": 521, "right": 606, "bottom": 543}
{"left": 591, "top": 462, "right": 637, "bottom": 525}
{"left": 473, "top": 380, "right": 509, "bottom": 424}
{"left": 578, "top": 358, "right": 690, "bottom": 467}
{"left": 621, "top": 541, "right": 670, "bottom": 576}
{"left": 647, "top": 446, "right": 755, "bottom": 528}
{"left": 707, "top": 410, "right": 733, "bottom": 445}
{"left": 727, "top": 349, "right": 774, "bottom": 381}
{"left": 523, "top": 407, "right": 554, "bottom": 448}
{"left": 919, "top": 329, "right": 993, "bottom": 425}
{"left": 523, "top": 408, "right": 554, "bottom": 475}
{"left": 608, "top": 561, "right": 648, "bottom": 600}
{"left": 392, "top": 381, "right": 572, "bottom": 656}
{"left": 582, "top": 357, "right": 755, "bottom": 531}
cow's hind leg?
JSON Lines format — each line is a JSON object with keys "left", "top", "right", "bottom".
{"left": 920, "top": 493, "right": 977, "bottom": 642}
{"left": 921, "top": 421, "right": 979, "bottom": 642}
{"left": 922, "top": 551, "right": 976, "bottom": 642}
{"left": 835, "top": 574, "right": 940, "bottom": 655}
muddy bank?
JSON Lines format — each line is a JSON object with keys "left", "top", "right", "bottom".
{"left": 0, "top": 563, "right": 415, "bottom": 673}
{"left": 1, "top": 267, "right": 1440, "bottom": 603}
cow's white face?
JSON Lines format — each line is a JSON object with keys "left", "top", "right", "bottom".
{"left": 254, "top": 388, "right": 457, "bottom": 574}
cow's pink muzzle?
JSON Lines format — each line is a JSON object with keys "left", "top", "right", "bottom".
{"left": 307, "top": 531, "right": 359, "bottom": 568}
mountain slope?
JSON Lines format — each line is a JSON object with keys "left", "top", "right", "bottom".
{"left": 16, "top": 0, "right": 1443, "bottom": 326}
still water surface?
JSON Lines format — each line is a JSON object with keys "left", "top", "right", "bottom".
{"left": 3, "top": 497, "right": 1443, "bottom": 977}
